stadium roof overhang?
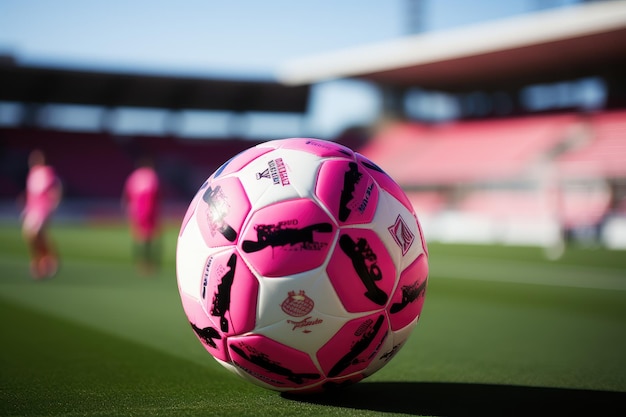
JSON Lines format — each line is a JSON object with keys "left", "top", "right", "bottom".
{"left": 277, "top": 1, "right": 626, "bottom": 92}
{"left": 0, "top": 63, "right": 310, "bottom": 113}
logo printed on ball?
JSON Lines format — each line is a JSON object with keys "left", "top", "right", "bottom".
{"left": 242, "top": 221, "right": 333, "bottom": 253}
{"left": 390, "top": 279, "right": 427, "bottom": 313}
{"left": 379, "top": 343, "right": 402, "bottom": 362}
{"left": 281, "top": 290, "right": 314, "bottom": 316}
{"left": 339, "top": 234, "right": 387, "bottom": 305}
{"left": 357, "top": 183, "right": 375, "bottom": 214}
{"left": 201, "top": 256, "right": 213, "bottom": 299}
{"left": 339, "top": 162, "right": 362, "bottom": 221}
{"left": 388, "top": 214, "right": 415, "bottom": 255}
{"left": 256, "top": 158, "right": 290, "bottom": 186}
{"left": 328, "top": 314, "right": 385, "bottom": 377}
{"left": 230, "top": 342, "right": 321, "bottom": 385}
{"left": 202, "top": 185, "right": 237, "bottom": 242}
{"left": 190, "top": 322, "right": 221, "bottom": 349}
{"left": 210, "top": 254, "right": 237, "bottom": 332}
{"left": 286, "top": 316, "right": 324, "bottom": 333}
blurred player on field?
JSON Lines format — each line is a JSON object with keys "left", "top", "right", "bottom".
{"left": 122, "top": 156, "right": 162, "bottom": 275}
{"left": 20, "top": 149, "right": 63, "bottom": 279}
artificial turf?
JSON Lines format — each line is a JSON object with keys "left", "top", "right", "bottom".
{"left": 1, "top": 221, "right": 625, "bottom": 416}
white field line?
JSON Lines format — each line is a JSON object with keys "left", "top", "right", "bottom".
{"left": 431, "top": 256, "right": 626, "bottom": 291}
{"left": 1, "top": 253, "right": 625, "bottom": 292}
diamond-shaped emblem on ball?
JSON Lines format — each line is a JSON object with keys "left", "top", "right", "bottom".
{"left": 388, "top": 214, "right": 415, "bottom": 256}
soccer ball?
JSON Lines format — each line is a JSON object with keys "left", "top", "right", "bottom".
{"left": 176, "top": 138, "right": 429, "bottom": 393}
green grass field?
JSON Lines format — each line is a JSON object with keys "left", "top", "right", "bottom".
{"left": 1, "top": 221, "right": 625, "bottom": 416}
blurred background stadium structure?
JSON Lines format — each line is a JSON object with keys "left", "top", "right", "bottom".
{"left": 1, "top": 0, "right": 625, "bottom": 251}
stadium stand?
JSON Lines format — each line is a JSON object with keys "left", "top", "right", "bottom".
{"left": 278, "top": 1, "right": 626, "bottom": 249}
{"left": 354, "top": 111, "right": 625, "bottom": 247}
{"left": 556, "top": 110, "right": 626, "bottom": 180}
{"left": 0, "top": 64, "right": 310, "bottom": 114}
{"left": 358, "top": 113, "right": 580, "bottom": 186}
{"left": 552, "top": 109, "right": 626, "bottom": 248}
{"left": 2, "top": 1, "right": 625, "bottom": 249}
{"left": 0, "top": 61, "right": 309, "bottom": 221}
{"left": 0, "top": 127, "right": 262, "bottom": 220}
{"left": 355, "top": 114, "right": 584, "bottom": 246}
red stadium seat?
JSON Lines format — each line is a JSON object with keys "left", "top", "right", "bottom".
{"left": 358, "top": 114, "right": 580, "bottom": 186}
{"left": 556, "top": 110, "right": 626, "bottom": 179}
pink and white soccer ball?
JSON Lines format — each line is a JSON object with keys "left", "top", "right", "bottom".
{"left": 176, "top": 138, "right": 429, "bottom": 393}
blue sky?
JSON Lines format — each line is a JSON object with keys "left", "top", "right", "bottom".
{"left": 0, "top": 0, "right": 405, "bottom": 78}
{"left": 0, "top": 0, "right": 582, "bottom": 137}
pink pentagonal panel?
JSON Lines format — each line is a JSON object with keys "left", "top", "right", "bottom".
{"left": 272, "top": 137, "right": 355, "bottom": 159}
{"left": 180, "top": 292, "right": 229, "bottom": 362}
{"left": 228, "top": 334, "right": 323, "bottom": 389}
{"left": 195, "top": 177, "right": 250, "bottom": 247}
{"left": 201, "top": 250, "right": 258, "bottom": 338}
{"left": 327, "top": 229, "right": 396, "bottom": 311}
{"left": 388, "top": 253, "right": 429, "bottom": 331}
{"left": 317, "top": 313, "right": 389, "bottom": 378}
{"left": 355, "top": 153, "right": 414, "bottom": 213}
{"left": 316, "top": 159, "right": 379, "bottom": 225}
{"left": 239, "top": 199, "right": 336, "bottom": 277}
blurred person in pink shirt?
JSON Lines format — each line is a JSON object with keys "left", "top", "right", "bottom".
{"left": 122, "top": 156, "right": 161, "bottom": 274}
{"left": 20, "top": 149, "right": 63, "bottom": 279}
